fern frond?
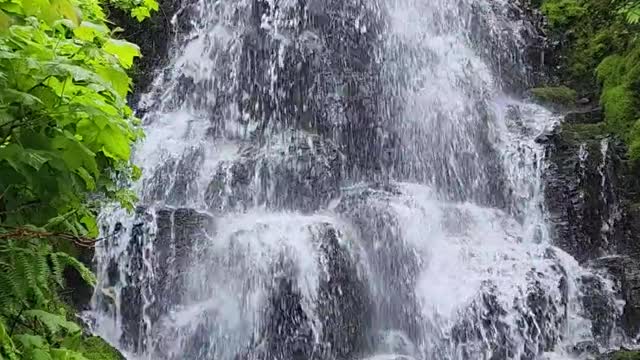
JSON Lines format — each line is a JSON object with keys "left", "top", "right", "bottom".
{"left": 51, "top": 253, "right": 96, "bottom": 287}
{"left": 49, "top": 254, "right": 64, "bottom": 288}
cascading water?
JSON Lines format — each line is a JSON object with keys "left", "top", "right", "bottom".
{"left": 90, "top": 0, "right": 626, "bottom": 359}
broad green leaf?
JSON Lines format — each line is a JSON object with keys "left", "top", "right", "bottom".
{"left": 73, "top": 21, "right": 107, "bottom": 41}
{"left": 14, "top": 334, "right": 48, "bottom": 349}
{"left": 99, "top": 124, "right": 130, "bottom": 160}
{"left": 0, "top": 9, "right": 11, "bottom": 30}
{"left": 75, "top": 166, "right": 95, "bottom": 190}
{"left": 94, "top": 63, "right": 130, "bottom": 97}
{"left": 24, "top": 309, "right": 81, "bottom": 334}
{"left": 33, "top": 349, "right": 55, "bottom": 360}
{"left": 103, "top": 38, "right": 140, "bottom": 69}
{"left": 79, "top": 214, "right": 97, "bottom": 236}
{"left": 50, "top": 0, "right": 79, "bottom": 26}
{"left": 22, "top": 149, "right": 49, "bottom": 170}
{"left": 131, "top": 6, "right": 150, "bottom": 21}
{"left": 1, "top": 89, "right": 43, "bottom": 106}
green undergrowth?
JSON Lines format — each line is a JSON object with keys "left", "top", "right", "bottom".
{"left": 611, "top": 350, "right": 640, "bottom": 360}
{"left": 77, "top": 337, "right": 125, "bottom": 360}
{"left": 562, "top": 122, "right": 608, "bottom": 143}
{"left": 530, "top": 86, "right": 578, "bottom": 107}
{"left": 537, "top": 0, "right": 640, "bottom": 160}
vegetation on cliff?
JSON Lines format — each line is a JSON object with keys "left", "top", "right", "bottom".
{"left": 0, "top": 0, "right": 155, "bottom": 356}
{"left": 537, "top": 0, "right": 640, "bottom": 159}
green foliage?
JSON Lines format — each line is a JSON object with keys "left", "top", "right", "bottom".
{"left": 611, "top": 350, "right": 640, "bottom": 360}
{"left": 538, "top": 0, "right": 640, "bottom": 159}
{"left": 76, "top": 337, "right": 125, "bottom": 360}
{"left": 600, "top": 85, "right": 638, "bottom": 134}
{"left": 541, "top": 0, "right": 585, "bottom": 27}
{"left": 0, "top": 0, "right": 155, "bottom": 354}
{"left": 530, "top": 86, "right": 578, "bottom": 106}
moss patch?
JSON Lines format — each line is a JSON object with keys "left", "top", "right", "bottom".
{"left": 530, "top": 86, "right": 577, "bottom": 107}
{"left": 601, "top": 85, "right": 638, "bottom": 135}
{"left": 611, "top": 350, "right": 640, "bottom": 360}
{"left": 561, "top": 122, "right": 607, "bottom": 143}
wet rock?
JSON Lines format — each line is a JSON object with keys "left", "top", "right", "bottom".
{"left": 317, "top": 224, "right": 373, "bottom": 359}
{"left": 204, "top": 132, "right": 343, "bottom": 213}
{"left": 590, "top": 256, "right": 640, "bottom": 339}
{"left": 113, "top": 207, "right": 214, "bottom": 353}
{"left": 335, "top": 185, "right": 424, "bottom": 344}
{"left": 572, "top": 340, "right": 599, "bottom": 356}
{"left": 142, "top": 147, "right": 205, "bottom": 206}
{"left": 577, "top": 273, "right": 619, "bottom": 345}
{"left": 544, "top": 123, "right": 628, "bottom": 263}
{"left": 241, "top": 223, "right": 373, "bottom": 360}
{"left": 544, "top": 119, "right": 640, "bottom": 338}
{"left": 565, "top": 108, "right": 604, "bottom": 124}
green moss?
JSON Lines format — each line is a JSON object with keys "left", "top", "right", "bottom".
{"left": 562, "top": 122, "right": 607, "bottom": 143}
{"left": 77, "top": 336, "right": 126, "bottom": 360}
{"left": 541, "top": 0, "right": 585, "bottom": 27}
{"left": 611, "top": 350, "right": 640, "bottom": 360}
{"left": 530, "top": 86, "right": 577, "bottom": 106}
{"left": 597, "top": 55, "right": 626, "bottom": 87}
{"left": 600, "top": 85, "right": 638, "bottom": 136}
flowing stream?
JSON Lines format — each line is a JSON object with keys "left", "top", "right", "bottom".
{"left": 90, "top": 0, "right": 625, "bottom": 359}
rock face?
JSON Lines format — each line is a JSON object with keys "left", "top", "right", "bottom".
{"left": 100, "top": 207, "right": 214, "bottom": 352}
{"left": 204, "top": 133, "right": 343, "bottom": 214}
{"left": 543, "top": 118, "right": 640, "bottom": 339}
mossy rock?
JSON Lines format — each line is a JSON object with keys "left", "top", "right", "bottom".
{"left": 77, "top": 336, "right": 126, "bottom": 360}
{"left": 530, "top": 86, "right": 577, "bottom": 107}
{"left": 609, "top": 350, "right": 640, "bottom": 360}
{"left": 560, "top": 122, "right": 608, "bottom": 144}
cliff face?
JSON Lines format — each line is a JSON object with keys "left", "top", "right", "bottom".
{"left": 543, "top": 114, "right": 640, "bottom": 340}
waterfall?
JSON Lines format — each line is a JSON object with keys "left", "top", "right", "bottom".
{"left": 89, "top": 0, "right": 624, "bottom": 359}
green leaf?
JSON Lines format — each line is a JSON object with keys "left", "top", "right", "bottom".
{"left": 103, "top": 38, "right": 140, "bottom": 69}
{"left": 50, "top": 0, "right": 79, "bottom": 26}
{"left": 131, "top": 6, "right": 150, "bottom": 21}
{"left": 0, "top": 9, "right": 11, "bottom": 31}
{"left": 23, "top": 309, "right": 81, "bottom": 334}
{"left": 98, "top": 124, "right": 130, "bottom": 160}
{"left": 73, "top": 21, "right": 108, "bottom": 41}
{"left": 50, "top": 348, "right": 89, "bottom": 360}
{"left": 22, "top": 149, "right": 49, "bottom": 170}
{"left": 94, "top": 64, "right": 130, "bottom": 98}
{"left": 1, "top": 89, "right": 44, "bottom": 106}
{"left": 14, "top": 334, "right": 48, "bottom": 349}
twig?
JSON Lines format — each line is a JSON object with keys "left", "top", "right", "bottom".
{"left": 0, "top": 227, "right": 100, "bottom": 248}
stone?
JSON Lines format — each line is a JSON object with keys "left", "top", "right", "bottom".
{"left": 565, "top": 107, "right": 604, "bottom": 124}
{"left": 590, "top": 256, "right": 640, "bottom": 339}
{"left": 334, "top": 185, "right": 424, "bottom": 344}
{"left": 544, "top": 124, "right": 627, "bottom": 263}
{"left": 204, "top": 132, "right": 343, "bottom": 213}
{"left": 110, "top": 207, "right": 214, "bottom": 354}
{"left": 240, "top": 223, "right": 373, "bottom": 360}
{"left": 570, "top": 340, "right": 599, "bottom": 357}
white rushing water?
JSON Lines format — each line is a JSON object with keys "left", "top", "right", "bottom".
{"left": 90, "top": 0, "right": 623, "bottom": 359}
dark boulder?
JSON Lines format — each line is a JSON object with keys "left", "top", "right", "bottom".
{"left": 565, "top": 108, "right": 604, "bottom": 125}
